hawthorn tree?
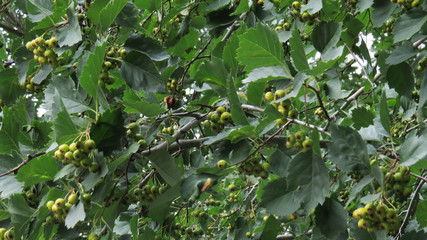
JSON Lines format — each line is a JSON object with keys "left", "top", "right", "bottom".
{"left": 0, "top": 0, "right": 427, "bottom": 239}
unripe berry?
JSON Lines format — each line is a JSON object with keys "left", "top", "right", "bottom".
{"left": 217, "top": 160, "right": 227, "bottom": 169}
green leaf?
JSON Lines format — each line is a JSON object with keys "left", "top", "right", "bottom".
{"left": 352, "top": 107, "right": 374, "bottom": 129}
{"left": 32, "top": 64, "right": 52, "bottom": 84}
{"left": 79, "top": 42, "right": 107, "bottom": 98}
{"left": 86, "top": 0, "right": 109, "bottom": 24}
{"left": 301, "top": 0, "right": 322, "bottom": 14}
{"left": 386, "top": 42, "right": 416, "bottom": 65}
{"left": 346, "top": 175, "right": 375, "bottom": 205}
{"left": 46, "top": 75, "right": 88, "bottom": 109}
{"left": 269, "top": 148, "right": 291, "bottom": 177}
{"left": 290, "top": 25, "right": 309, "bottom": 71}
{"left": 315, "top": 198, "right": 348, "bottom": 240}
{"left": 419, "top": 74, "right": 427, "bottom": 108}
{"left": 56, "top": 7, "right": 82, "bottom": 47}
{"left": 147, "top": 150, "right": 182, "bottom": 186}
{"left": 195, "top": 58, "right": 228, "bottom": 89}
{"left": 231, "top": 0, "right": 249, "bottom": 15}
{"left": 0, "top": 69, "right": 24, "bottom": 105}
{"left": 356, "top": 0, "right": 373, "bottom": 12}
{"left": 386, "top": 62, "right": 414, "bottom": 98}
{"left": 99, "top": 0, "right": 128, "bottom": 29}
{"left": 124, "top": 34, "right": 169, "bottom": 61}
{"left": 246, "top": 81, "right": 265, "bottom": 106}
{"left": 53, "top": 108, "right": 78, "bottom": 143}
{"left": 222, "top": 28, "right": 240, "bottom": 74}
{"left": 392, "top": 9, "right": 427, "bottom": 43}
{"left": 312, "top": 22, "right": 342, "bottom": 52}
{"left": 312, "top": 22, "right": 343, "bottom": 61}
{"left": 90, "top": 109, "right": 126, "bottom": 155}
{"left": 108, "top": 143, "right": 139, "bottom": 172}
{"left": 399, "top": 131, "right": 427, "bottom": 167}
{"left": 260, "top": 177, "right": 300, "bottom": 216}
{"left": 401, "top": 231, "right": 427, "bottom": 240}
{"left": 0, "top": 175, "right": 24, "bottom": 198}
{"left": 134, "top": 0, "right": 161, "bottom": 11}
{"left": 120, "top": 51, "right": 164, "bottom": 93}
{"left": 259, "top": 216, "right": 281, "bottom": 240}
{"left": 30, "top": 120, "right": 52, "bottom": 149}
{"left": 372, "top": 0, "right": 395, "bottom": 28}
{"left": 227, "top": 76, "right": 249, "bottom": 125}
{"left": 287, "top": 152, "right": 329, "bottom": 212}
{"left": 237, "top": 22, "right": 291, "bottom": 76}
{"left": 15, "top": 155, "right": 58, "bottom": 187}
{"left": 415, "top": 200, "right": 427, "bottom": 228}
{"left": 122, "top": 87, "right": 165, "bottom": 116}
{"left": 115, "top": 2, "right": 139, "bottom": 28}
{"left": 0, "top": 108, "right": 20, "bottom": 154}
{"left": 242, "top": 66, "right": 292, "bottom": 84}
{"left": 65, "top": 202, "right": 86, "bottom": 229}
{"left": 26, "top": 0, "right": 53, "bottom": 22}
{"left": 8, "top": 194, "right": 35, "bottom": 240}
{"left": 328, "top": 125, "right": 370, "bottom": 173}
{"left": 377, "top": 92, "right": 391, "bottom": 135}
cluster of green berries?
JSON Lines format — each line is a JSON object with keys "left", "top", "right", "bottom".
{"left": 291, "top": 1, "right": 316, "bottom": 25}
{"left": 191, "top": 208, "right": 209, "bottom": 219}
{"left": 237, "top": 156, "right": 270, "bottom": 179}
{"left": 167, "top": 78, "right": 185, "bottom": 97}
{"left": 390, "top": 118, "right": 415, "bottom": 138}
{"left": 26, "top": 36, "right": 59, "bottom": 67}
{"left": 227, "top": 192, "right": 239, "bottom": 203}
{"left": 203, "top": 106, "right": 232, "bottom": 132}
{"left": 353, "top": 202, "right": 401, "bottom": 234}
{"left": 171, "top": 224, "right": 204, "bottom": 238}
{"left": 412, "top": 90, "right": 419, "bottom": 102}
{"left": 347, "top": 171, "right": 364, "bottom": 182}
{"left": 0, "top": 228, "right": 14, "bottom": 240}
{"left": 125, "top": 122, "right": 147, "bottom": 151}
{"left": 265, "top": 90, "right": 298, "bottom": 125}
{"left": 45, "top": 193, "right": 83, "bottom": 225}
{"left": 417, "top": 57, "right": 426, "bottom": 71}
{"left": 133, "top": 184, "right": 168, "bottom": 204}
{"left": 21, "top": 76, "right": 43, "bottom": 94}
{"left": 314, "top": 107, "right": 324, "bottom": 119}
{"left": 98, "top": 46, "right": 126, "bottom": 88}
{"left": 384, "top": 165, "right": 412, "bottom": 196}
{"left": 22, "top": 187, "right": 38, "bottom": 207}
{"left": 286, "top": 131, "right": 313, "bottom": 152}
{"left": 203, "top": 195, "right": 221, "bottom": 207}
{"left": 391, "top": 0, "right": 420, "bottom": 10}
{"left": 54, "top": 139, "right": 99, "bottom": 172}
{"left": 339, "top": 189, "right": 350, "bottom": 202}
{"left": 161, "top": 124, "right": 178, "bottom": 135}
{"left": 384, "top": 19, "right": 395, "bottom": 33}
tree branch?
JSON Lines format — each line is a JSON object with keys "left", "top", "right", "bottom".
{"left": 0, "top": 152, "right": 46, "bottom": 177}
{"left": 0, "top": 22, "right": 24, "bottom": 37}
{"left": 395, "top": 171, "right": 425, "bottom": 240}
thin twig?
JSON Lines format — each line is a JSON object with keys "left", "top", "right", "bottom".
{"left": 0, "top": 152, "right": 46, "bottom": 177}
{"left": 178, "top": 37, "right": 212, "bottom": 85}
{"left": 395, "top": 172, "right": 425, "bottom": 240}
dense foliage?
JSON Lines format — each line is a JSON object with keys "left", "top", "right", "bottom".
{"left": 0, "top": 0, "right": 427, "bottom": 239}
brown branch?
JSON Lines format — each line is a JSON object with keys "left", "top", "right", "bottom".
{"left": 0, "top": 152, "right": 46, "bottom": 177}
{"left": 178, "top": 37, "right": 212, "bottom": 85}
{"left": 0, "top": 22, "right": 24, "bottom": 37}
{"left": 395, "top": 171, "right": 425, "bottom": 240}
{"left": 307, "top": 85, "right": 330, "bottom": 120}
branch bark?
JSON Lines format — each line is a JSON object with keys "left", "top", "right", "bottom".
{"left": 0, "top": 152, "right": 46, "bottom": 177}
